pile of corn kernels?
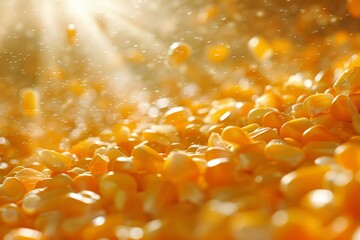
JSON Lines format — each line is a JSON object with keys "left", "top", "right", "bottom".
{"left": 2, "top": 0, "right": 360, "bottom": 239}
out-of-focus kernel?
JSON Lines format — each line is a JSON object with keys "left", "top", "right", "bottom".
{"left": 334, "top": 142, "right": 360, "bottom": 171}
{"left": 20, "top": 88, "right": 40, "bottom": 118}
{"left": 347, "top": 0, "right": 360, "bottom": 18}
{"left": 99, "top": 171, "right": 137, "bottom": 201}
{"left": 206, "top": 43, "right": 230, "bottom": 63}
{"left": 66, "top": 23, "right": 77, "bottom": 44}
{"left": 165, "top": 42, "right": 192, "bottom": 68}
{"left": 248, "top": 36, "right": 273, "bottom": 62}
{"left": 161, "top": 106, "right": 192, "bottom": 128}
{"left": 280, "top": 165, "right": 330, "bottom": 201}
{"left": 4, "top": 228, "right": 44, "bottom": 240}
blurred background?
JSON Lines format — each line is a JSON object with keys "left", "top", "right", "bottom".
{"left": 1, "top": 0, "right": 360, "bottom": 156}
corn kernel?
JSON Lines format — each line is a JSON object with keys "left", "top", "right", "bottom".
{"left": 163, "top": 150, "right": 199, "bottom": 183}
{"left": 248, "top": 36, "right": 273, "bottom": 61}
{"left": 165, "top": 42, "right": 192, "bottom": 68}
{"left": 99, "top": 172, "right": 137, "bottom": 201}
{"left": 302, "top": 124, "right": 340, "bottom": 144}
{"left": 280, "top": 165, "right": 330, "bottom": 201}
{"left": 0, "top": 177, "right": 26, "bottom": 203}
{"left": 131, "top": 143, "right": 163, "bottom": 173}
{"left": 14, "top": 168, "right": 46, "bottom": 192}
{"left": 280, "top": 118, "right": 314, "bottom": 142}
{"left": 220, "top": 126, "right": 253, "bottom": 147}
{"left": 38, "top": 149, "right": 73, "bottom": 173}
{"left": 265, "top": 140, "right": 305, "bottom": 169}
{"left": 20, "top": 88, "right": 40, "bottom": 117}
{"left": 330, "top": 94, "right": 358, "bottom": 121}
{"left": 88, "top": 154, "right": 109, "bottom": 176}
{"left": 347, "top": 0, "right": 360, "bottom": 18}
{"left": 334, "top": 142, "right": 360, "bottom": 171}
{"left": 4, "top": 228, "right": 43, "bottom": 240}
{"left": 333, "top": 67, "right": 360, "bottom": 94}
{"left": 161, "top": 106, "right": 192, "bottom": 128}
{"left": 302, "top": 93, "right": 334, "bottom": 116}
{"left": 207, "top": 43, "right": 230, "bottom": 63}
{"left": 67, "top": 23, "right": 77, "bottom": 45}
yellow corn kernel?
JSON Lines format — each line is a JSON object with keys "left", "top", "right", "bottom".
{"left": 271, "top": 208, "right": 322, "bottom": 240}
{"left": 347, "top": 0, "right": 360, "bottom": 18}
{"left": 349, "top": 93, "right": 360, "bottom": 111}
{"left": 99, "top": 171, "right": 137, "bottom": 202}
{"left": 165, "top": 42, "right": 192, "bottom": 68}
{"left": 73, "top": 173, "right": 98, "bottom": 193}
{"left": 310, "top": 112, "right": 337, "bottom": 128}
{"left": 88, "top": 154, "right": 109, "bottom": 176}
{"left": 143, "top": 177, "right": 177, "bottom": 216}
{"left": 280, "top": 165, "right": 330, "bottom": 201}
{"left": 205, "top": 146, "right": 231, "bottom": 161}
{"left": 288, "top": 103, "right": 309, "bottom": 118}
{"left": 264, "top": 140, "right": 305, "bottom": 169}
{"left": 161, "top": 106, "right": 192, "bottom": 128}
{"left": 4, "top": 228, "right": 44, "bottom": 240}
{"left": 206, "top": 43, "right": 230, "bottom": 63}
{"left": 301, "top": 189, "right": 338, "bottom": 224}
{"left": 302, "top": 124, "right": 340, "bottom": 144}
{"left": 67, "top": 23, "right": 77, "bottom": 45}
{"left": 248, "top": 36, "right": 273, "bottom": 61}
{"left": 208, "top": 132, "right": 228, "bottom": 149}
{"left": 248, "top": 127, "right": 279, "bottom": 143}
{"left": 302, "top": 93, "right": 334, "bottom": 116}
{"left": 304, "top": 141, "right": 340, "bottom": 161}
{"left": 334, "top": 142, "right": 360, "bottom": 171}
{"left": 131, "top": 143, "right": 163, "bottom": 173}
{"left": 236, "top": 142, "right": 267, "bottom": 173}
{"left": 38, "top": 149, "right": 73, "bottom": 173}
{"left": 107, "top": 156, "right": 136, "bottom": 174}
{"left": 0, "top": 203, "right": 26, "bottom": 227}
{"left": 333, "top": 67, "right": 360, "bottom": 94}
{"left": 330, "top": 94, "right": 358, "bottom": 121}
{"left": 262, "top": 111, "right": 294, "bottom": 131}
{"left": 60, "top": 191, "right": 101, "bottom": 217}
{"left": 280, "top": 118, "right": 314, "bottom": 142}
{"left": 247, "top": 107, "right": 277, "bottom": 125}
{"left": 241, "top": 123, "right": 260, "bottom": 134}
{"left": 0, "top": 177, "right": 26, "bottom": 203}
{"left": 353, "top": 114, "right": 360, "bottom": 134}
{"left": 220, "top": 126, "right": 253, "bottom": 147}
{"left": 197, "top": 4, "right": 218, "bottom": 23}
{"left": 20, "top": 88, "right": 40, "bottom": 117}
{"left": 14, "top": 168, "right": 46, "bottom": 192}
{"left": 163, "top": 150, "right": 199, "bottom": 184}
{"left": 204, "top": 158, "right": 238, "bottom": 186}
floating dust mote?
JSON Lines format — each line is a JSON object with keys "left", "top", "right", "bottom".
{"left": 3, "top": 0, "right": 360, "bottom": 239}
